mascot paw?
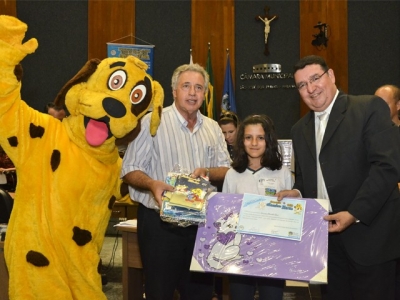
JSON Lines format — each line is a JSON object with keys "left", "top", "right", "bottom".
{"left": 0, "top": 15, "right": 38, "bottom": 67}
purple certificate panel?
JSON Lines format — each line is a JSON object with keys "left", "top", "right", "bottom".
{"left": 190, "top": 193, "right": 328, "bottom": 283}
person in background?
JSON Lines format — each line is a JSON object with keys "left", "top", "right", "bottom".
{"left": 375, "top": 84, "right": 400, "bottom": 299}
{"left": 222, "top": 114, "right": 291, "bottom": 300}
{"left": 44, "top": 102, "right": 67, "bottom": 120}
{"left": 276, "top": 55, "right": 400, "bottom": 300}
{"left": 0, "top": 145, "right": 15, "bottom": 174}
{"left": 0, "top": 145, "right": 16, "bottom": 192}
{"left": 374, "top": 84, "right": 400, "bottom": 128}
{"left": 218, "top": 110, "right": 240, "bottom": 160}
{"left": 121, "top": 63, "right": 231, "bottom": 300}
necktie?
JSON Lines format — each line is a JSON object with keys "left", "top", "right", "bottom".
{"left": 316, "top": 112, "right": 329, "bottom": 200}
{"left": 316, "top": 112, "right": 329, "bottom": 153}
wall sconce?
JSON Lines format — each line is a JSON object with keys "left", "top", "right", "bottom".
{"left": 312, "top": 22, "right": 329, "bottom": 48}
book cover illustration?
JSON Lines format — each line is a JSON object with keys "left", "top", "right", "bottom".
{"left": 163, "top": 174, "right": 209, "bottom": 211}
{"left": 161, "top": 173, "right": 211, "bottom": 226}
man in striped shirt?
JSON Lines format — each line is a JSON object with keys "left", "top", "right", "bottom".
{"left": 121, "top": 63, "right": 231, "bottom": 300}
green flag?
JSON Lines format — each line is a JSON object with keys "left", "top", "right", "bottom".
{"left": 205, "top": 48, "right": 217, "bottom": 120}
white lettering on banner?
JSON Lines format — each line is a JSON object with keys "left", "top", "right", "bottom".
{"left": 118, "top": 48, "right": 151, "bottom": 60}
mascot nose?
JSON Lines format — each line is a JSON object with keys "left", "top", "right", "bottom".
{"left": 102, "top": 97, "right": 127, "bottom": 118}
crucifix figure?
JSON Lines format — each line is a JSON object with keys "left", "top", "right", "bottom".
{"left": 256, "top": 6, "right": 278, "bottom": 56}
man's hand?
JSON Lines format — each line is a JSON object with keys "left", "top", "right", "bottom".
{"left": 324, "top": 211, "right": 358, "bottom": 233}
{"left": 149, "top": 180, "right": 174, "bottom": 207}
{"left": 275, "top": 189, "right": 300, "bottom": 201}
{"left": 123, "top": 170, "right": 174, "bottom": 208}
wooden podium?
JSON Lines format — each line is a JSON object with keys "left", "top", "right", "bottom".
{"left": 114, "top": 223, "right": 228, "bottom": 300}
{"left": 115, "top": 224, "right": 144, "bottom": 300}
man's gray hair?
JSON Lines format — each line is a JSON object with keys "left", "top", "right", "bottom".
{"left": 171, "top": 63, "right": 209, "bottom": 94}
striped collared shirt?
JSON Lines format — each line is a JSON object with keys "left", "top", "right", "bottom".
{"left": 121, "top": 102, "right": 231, "bottom": 210}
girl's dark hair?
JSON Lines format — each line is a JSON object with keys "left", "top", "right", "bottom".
{"left": 218, "top": 110, "right": 239, "bottom": 128}
{"left": 231, "top": 114, "right": 282, "bottom": 173}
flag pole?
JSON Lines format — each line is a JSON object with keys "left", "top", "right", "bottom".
{"left": 205, "top": 42, "right": 216, "bottom": 120}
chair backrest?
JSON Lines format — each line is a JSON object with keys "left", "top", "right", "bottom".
{"left": 0, "top": 170, "right": 17, "bottom": 192}
{"left": 0, "top": 188, "right": 13, "bottom": 223}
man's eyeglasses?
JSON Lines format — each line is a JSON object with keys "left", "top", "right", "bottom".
{"left": 180, "top": 83, "right": 204, "bottom": 93}
{"left": 296, "top": 69, "right": 328, "bottom": 91}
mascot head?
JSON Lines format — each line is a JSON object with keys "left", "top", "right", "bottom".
{"left": 54, "top": 56, "right": 163, "bottom": 148}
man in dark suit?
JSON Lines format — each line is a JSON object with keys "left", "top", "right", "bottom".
{"left": 277, "top": 55, "right": 400, "bottom": 300}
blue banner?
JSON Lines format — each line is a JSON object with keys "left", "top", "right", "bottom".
{"left": 107, "top": 43, "right": 155, "bottom": 77}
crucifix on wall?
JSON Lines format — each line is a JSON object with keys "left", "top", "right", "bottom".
{"left": 256, "top": 5, "right": 278, "bottom": 56}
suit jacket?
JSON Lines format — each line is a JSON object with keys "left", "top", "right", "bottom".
{"left": 292, "top": 92, "right": 400, "bottom": 266}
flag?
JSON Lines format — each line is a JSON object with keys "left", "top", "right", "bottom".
{"left": 221, "top": 53, "right": 237, "bottom": 113}
{"left": 190, "top": 49, "right": 207, "bottom": 115}
{"left": 205, "top": 47, "right": 217, "bottom": 120}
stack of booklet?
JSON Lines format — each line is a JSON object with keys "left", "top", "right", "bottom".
{"left": 114, "top": 219, "right": 137, "bottom": 228}
{"left": 160, "top": 173, "right": 212, "bottom": 227}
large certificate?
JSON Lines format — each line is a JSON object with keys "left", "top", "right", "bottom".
{"left": 190, "top": 193, "right": 329, "bottom": 283}
{"left": 237, "top": 193, "right": 306, "bottom": 241}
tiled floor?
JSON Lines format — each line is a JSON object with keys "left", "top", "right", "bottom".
{"left": 100, "top": 235, "right": 323, "bottom": 300}
{"left": 100, "top": 235, "right": 123, "bottom": 300}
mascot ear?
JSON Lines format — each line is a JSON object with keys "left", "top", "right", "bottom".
{"left": 127, "top": 55, "right": 148, "bottom": 71}
{"left": 54, "top": 58, "right": 101, "bottom": 107}
{"left": 149, "top": 80, "right": 164, "bottom": 136}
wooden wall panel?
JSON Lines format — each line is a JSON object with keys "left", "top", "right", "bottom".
{"left": 88, "top": 0, "right": 234, "bottom": 116}
{"left": 191, "top": 0, "right": 235, "bottom": 116}
{"left": 0, "top": 0, "right": 16, "bottom": 16}
{"left": 88, "top": 0, "right": 135, "bottom": 60}
{"left": 326, "top": 1, "right": 348, "bottom": 93}
{"left": 299, "top": 0, "right": 348, "bottom": 116}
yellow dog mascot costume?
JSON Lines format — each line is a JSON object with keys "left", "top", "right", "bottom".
{"left": 0, "top": 15, "right": 163, "bottom": 299}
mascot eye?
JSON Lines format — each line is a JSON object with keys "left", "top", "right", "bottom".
{"left": 130, "top": 84, "right": 146, "bottom": 104}
{"left": 108, "top": 70, "right": 127, "bottom": 91}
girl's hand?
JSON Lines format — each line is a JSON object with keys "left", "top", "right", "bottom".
{"left": 275, "top": 189, "right": 301, "bottom": 201}
{"left": 191, "top": 167, "right": 209, "bottom": 179}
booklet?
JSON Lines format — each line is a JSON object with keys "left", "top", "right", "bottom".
{"left": 160, "top": 173, "right": 211, "bottom": 226}
{"left": 236, "top": 193, "right": 306, "bottom": 241}
{"left": 163, "top": 174, "right": 209, "bottom": 211}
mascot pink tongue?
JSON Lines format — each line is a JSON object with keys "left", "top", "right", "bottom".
{"left": 86, "top": 119, "right": 109, "bottom": 146}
